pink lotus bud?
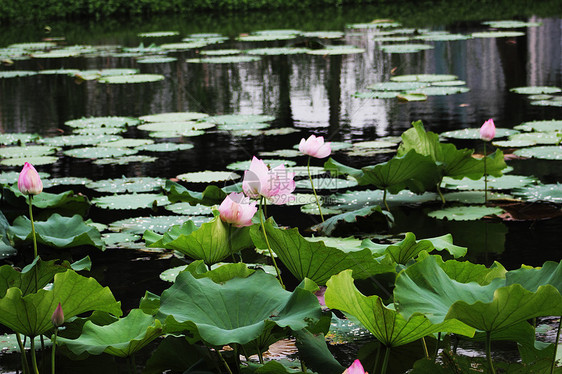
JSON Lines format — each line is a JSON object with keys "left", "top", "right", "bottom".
{"left": 242, "top": 157, "right": 295, "bottom": 205}
{"left": 18, "top": 162, "right": 43, "bottom": 195}
{"left": 51, "top": 303, "right": 64, "bottom": 327}
{"left": 218, "top": 192, "right": 257, "bottom": 227}
{"left": 299, "top": 135, "right": 332, "bottom": 158}
{"left": 479, "top": 119, "right": 496, "bottom": 141}
{"left": 343, "top": 359, "right": 367, "bottom": 374}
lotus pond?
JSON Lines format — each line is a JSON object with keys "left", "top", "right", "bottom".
{"left": 0, "top": 2, "right": 561, "bottom": 374}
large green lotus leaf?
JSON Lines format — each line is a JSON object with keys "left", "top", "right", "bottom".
{"left": 64, "top": 147, "right": 138, "bottom": 159}
{"left": 42, "top": 177, "right": 92, "bottom": 188}
{"left": 146, "top": 217, "right": 253, "bottom": 264}
{"left": 227, "top": 159, "right": 296, "bottom": 171}
{"left": 0, "top": 156, "right": 58, "bottom": 167}
{"left": 359, "top": 150, "right": 441, "bottom": 194}
{"left": 86, "top": 177, "right": 166, "bottom": 193}
{"left": 510, "top": 86, "right": 561, "bottom": 95}
{"left": 440, "top": 128, "right": 518, "bottom": 139}
{"left": 164, "top": 202, "right": 213, "bottom": 215}
{"left": 135, "top": 142, "right": 194, "bottom": 152}
{"left": 376, "top": 232, "right": 466, "bottom": 264}
{"left": 159, "top": 261, "right": 255, "bottom": 283}
{"left": 10, "top": 214, "right": 104, "bottom": 250}
{"left": 136, "top": 56, "right": 177, "bottom": 64}
{"left": 398, "top": 121, "right": 506, "bottom": 179}
{"left": 379, "top": 43, "right": 434, "bottom": 53}
{"left": 57, "top": 309, "right": 162, "bottom": 357}
{"left": 245, "top": 47, "right": 310, "bottom": 55}
{"left": 353, "top": 91, "right": 398, "bottom": 99}
{"left": 157, "top": 270, "right": 321, "bottom": 345}
{"left": 140, "top": 112, "right": 208, "bottom": 122}
{"left": 104, "top": 138, "right": 154, "bottom": 148}
{"left": 202, "top": 114, "right": 275, "bottom": 125}
{"left": 514, "top": 145, "right": 562, "bottom": 160}
{"left": 0, "top": 256, "right": 91, "bottom": 297}
{"left": 482, "top": 20, "right": 542, "bottom": 28}
{"left": 514, "top": 120, "right": 562, "bottom": 132}
{"left": 441, "top": 174, "right": 537, "bottom": 190}
{"left": 6, "top": 185, "right": 90, "bottom": 212}
{"left": 0, "top": 133, "right": 39, "bottom": 145}
{"left": 505, "top": 261, "right": 562, "bottom": 293}
{"left": 109, "top": 215, "right": 209, "bottom": 234}
{"left": 512, "top": 183, "right": 562, "bottom": 203}
{"left": 0, "top": 145, "right": 56, "bottom": 158}
{"left": 428, "top": 205, "right": 504, "bottom": 221}
{"left": 0, "top": 270, "right": 122, "bottom": 336}
{"left": 293, "top": 329, "right": 345, "bottom": 374}
{"left": 142, "top": 335, "right": 216, "bottom": 374}
{"left": 93, "top": 155, "right": 157, "bottom": 165}
{"left": 325, "top": 270, "right": 475, "bottom": 347}
{"left": 326, "top": 189, "right": 437, "bottom": 211}
{"left": 164, "top": 180, "right": 227, "bottom": 205}
{"left": 509, "top": 132, "right": 561, "bottom": 145}
{"left": 98, "top": 74, "right": 165, "bottom": 84}
{"left": 137, "top": 121, "right": 214, "bottom": 132}
{"left": 324, "top": 158, "right": 365, "bottom": 181}
{"left": 310, "top": 206, "right": 393, "bottom": 236}
{"left": 394, "top": 256, "right": 562, "bottom": 333}
{"left": 64, "top": 116, "right": 139, "bottom": 128}
{"left": 38, "top": 134, "right": 123, "bottom": 147}
{"left": 177, "top": 170, "right": 240, "bottom": 183}
{"left": 250, "top": 221, "right": 395, "bottom": 285}
{"left": 92, "top": 193, "right": 169, "bottom": 210}
{"left": 471, "top": 31, "right": 525, "bottom": 38}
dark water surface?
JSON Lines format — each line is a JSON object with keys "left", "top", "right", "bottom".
{"left": 0, "top": 1, "right": 561, "bottom": 371}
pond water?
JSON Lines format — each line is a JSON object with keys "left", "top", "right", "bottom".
{"left": 0, "top": 1, "right": 561, "bottom": 372}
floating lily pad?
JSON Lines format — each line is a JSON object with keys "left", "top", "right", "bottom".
{"left": 176, "top": 171, "right": 240, "bottom": 183}
{"left": 63, "top": 147, "right": 138, "bottom": 159}
{"left": 482, "top": 20, "right": 542, "bottom": 28}
{"left": 98, "top": 74, "right": 165, "bottom": 84}
{"left": 148, "top": 130, "right": 205, "bottom": 138}
{"left": 164, "top": 203, "right": 214, "bottom": 215}
{"left": 442, "top": 191, "right": 514, "bottom": 204}
{"left": 0, "top": 133, "right": 39, "bottom": 145}
{"left": 379, "top": 43, "right": 433, "bottom": 53}
{"left": 160, "top": 42, "right": 209, "bottom": 50}
{"left": 431, "top": 80, "right": 467, "bottom": 86}
{"left": 65, "top": 116, "right": 140, "bottom": 128}
{"left": 86, "top": 177, "right": 166, "bottom": 193}
{"left": 352, "top": 140, "right": 397, "bottom": 149}
{"left": 0, "top": 70, "right": 37, "bottom": 78}
{"left": 236, "top": 34, "right": 298, "bottom": 42}
{"left": 512, "top": 184, "right": 562, "bottom": 203}
{"left": 352, "top": 91, "right": 398, "bottom": 99}
{"left": 92, "top": 193, "right": 170, "bottom": 210}
{"left": 530, "top": 99, "right": 562, "bottom": 107}
{"left": 136, "top": 143, "right": 194, "bottom": 152}
{"left": 39, "top": 134, "right": 123, "bottom": 147}
{"left": 260, "top": 127, "right": 300, "bottom": 136}
{"left": 39, "top": 68, "right": 81, "bottom": 75}
{"left": 140, "top": 112, "right": 209, "bottom": 122}
{"left": 510, "top": 86, "right": 561, "bottom": 95}
{"left": 289, "top": 166, "right": 327, "bottom": 178}
{"left": 8, "top": 42, "right": 57, "bottom": 50}
{"left": 397, "top": 93, "right": 427, "bottom": 101}
{"left": 136, "top": 56, "right": 178, "bottom": 64}
{"left": 471, "top": 31, "right": 525, "bottom": 38}
{"left": 514, "top": 120, "right": 562, "bottom": 132}
{"left": 140, "top": 122, "right": 212, "bottom": 133}
{"left": 138, "top": 31, "right": 180, "bottom": 37}
{"left": 0, "top": 145, "right": 56, "bottom": 158}
{"left": 245, "top": 47, "right": 310, "bottom": 55}
{"left": 0, "top": 171, "right": 49, "bottom": 184}
{"left": 200, "top": 49, "right": 241, "bottom": 56}
{"left": 411, "top": 86, "right": 470, "bottom": 95}
{"left": 416, "top": 33, "right": 471, "bottom": 41}
{"left": 259, "top": 149, "right": 301, "bottom": 158}
{"left": 218, "top": 122, "right": 270, "bottom": 131}
{"left": 347, "top": 22, "right": 402, "bottom": 29}
{"left": 391, "top": 74, "right": 458, "bottom": 82}
{"left": 93, "top": 155, "right": 157, "bottom": 165}
{"left": 285, "top": 193, "right": 319, "bottom": 206}
{"left": 109, "top": 216, "right": 210, "bottom": 234}
{"left": 509, "top": 132, "right": 561, "bottom": 145}
{"left": 514, "top": 146, "right": 562, "bottom": 160}
{"left": 442, "top": 175, "right": 537, "bottom": 190}
{"left": 203, "top": 114, "right": 275, "bottom": 125}
{"left": 301, "top": 31, "right": 344, "bottom": 39}
{"left": 326, "top": 189, "right": 437, "bottom": 210}
{"left": 527, "top": 94, "right": 553, "bottom": 100}
{"left": 367, "top": 81, "right": 429, "bottom": 91}
{"left": 0, "top": 156, "right": 58, "bottom": 166}
{"left": 373, "top": 36, "right": 412, "bottom": 43}
{"left": 31, "top": 50, "right": 81, "bottom": 58}
{"left": 307, "top": 46, "right": 366, "bottom": 55}
{"left": 295, "top": 177, "right": 358, "bottom": 190}
{"left": 102, "top": 232, "right": 141, "bottom": 248}
{"left": 440, "top": 128, "right": 519, "bottom": 139}
{"left": 187, "top": 55, "right": 261, "bottom": 63}
{"left": 72, "top": 127, "right": 125, "bottom": 135}
{"left": 492, "top": 140, "right": 536, "bottom": 148}
{"left": 428, "top": 205, "right": 505, "bottom": 221}
{"left": 300, "top": 204, "right": 343, "bottom": 216}
{"left": 105, "top": 139, "right": 155, "bottom": 148}
{"left": 293, "top": 141, "right": 351, "bottom": 152}
{"left": 227, "top": 159, "right": 296, "bottom": 171}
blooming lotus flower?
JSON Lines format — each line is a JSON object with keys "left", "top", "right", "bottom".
{"left": 218, "top": 192, "right": 258, "bottom": 227}
{"left": 299, "top": 135, "right": 332, "bottom": 158}
{"left": 242, "top": 157, "right": 295, "bottom": 205}
{"left": 51, "top": 303, "right": 64, "bottom": 327}
{"left": 18, "top": 162, "right": 43, "bottom": 195}
{"left": 343, "top": 359, "right": 367, "bottom": 374}
{"left": 479, "top": 118, "right": 496, "bottom": 141}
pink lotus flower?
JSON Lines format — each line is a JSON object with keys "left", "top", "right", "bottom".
{"left": 343, "top": 359, "right": 367, "bottom": 374}
{"left": 18, "top": 162, "right": 43, "bottom": 195}
{"left": 479, "top": 118, "right": 496, "bottom": 141}
{"left": 218, "top": 192, "right": 258, "bottom": 227}
{"left": 242, "top": 157, "right": 295, "bottom": 205}
{"left": 51, "top": 303, "right": 64, "bottom": 327}
{"left": 299, "top": 135, "right": 332, "bottom": 158}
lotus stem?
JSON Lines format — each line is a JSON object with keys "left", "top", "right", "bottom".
{"left": 259, "top": 198, "right": 284, "bottom": 289}
{"left": 551, "top": 317, "right": 561, "bottom": 374}
{"left": 16, "top": 332, "right": 30, "bottom": 374}
{"left": 483, "top": 142, "right": 488, "bottom": 205}
{"left": 30, "top": 337, "right": 39, "bottom": 374}
{"left": 217, "top": 349, "right": 234, "bottom": 374}
{"left": 436, "top": 182, "right": 446, "bottom": 205}
{"left": 51, "top": 330, "right": 57, "bottom": 374}
{"left": 307, "top": 157, "right": 324, "bottom": 222}
{"left": 485, "top": 331, "right": 496, "bottom": 374}
{"left": 256, "top": 341, "right": 264, "bottom": 364}
{"left": 383, "top": 189, "right": 390, "bottom": 212}
{"left": 28, "top": 195, "right": 38, "bottom": 259}
{"left": 421, "top": 337, "right": 429, "bottom": 359}
{"left": 380, "top": 346, "right": 391, "bottom": 374}
{"left": 372, "top": 343, "right": 381, "bottom": 373}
